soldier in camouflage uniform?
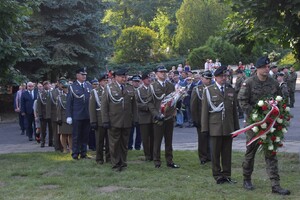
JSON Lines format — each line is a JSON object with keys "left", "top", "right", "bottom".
{"left": 238, "top": 56, "right": 290, "bottom": 195}
{"left": 190, "top": 71, "right": 213, "bottom": 165}
{"left": 234, "top": 69, "right": 246, "bottom": 119}
{"left": 276, "top": 72, "right": 289, "bottom": 100}
{"left": 287, "top": 66, "right": 297, "bottom": 108}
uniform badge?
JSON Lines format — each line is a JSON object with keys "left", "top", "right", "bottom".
{"left": 227, "top": 93, "right": 234, "bottom": 97}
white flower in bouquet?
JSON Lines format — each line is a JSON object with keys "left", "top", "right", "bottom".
{"left": 270, "top": 127, "right": 276, "bottom": 133}
{"left": 275, "top": 137, "right": 281, "bottom": 142}
{"left": 252, "top": 113, "right": 258, "bottom": 120}
{"left": 285, "top": 107, "right": 290, "bottom": 112}
{"left": 268, "top": 144, "right": 274, "bottom": 151}
{"left": 282, "top": 128, "right": 287, "bottom": 134}
{"left": 275, "top": 96, "right": 283, "bottom": 101}
{"left": 260, "top": 123, "right": 267, "bottom": 129}
{"left": 257, "top": 100, "right": 264, "bottom": 107}
{"left": 252, "top": 126, "right": 259, "bottom": 133}
{"left": 260, "top": 134, "right": 267, "bottom": 140}
{"left": 276, "top": 118, "right": 283, "bottom": 124}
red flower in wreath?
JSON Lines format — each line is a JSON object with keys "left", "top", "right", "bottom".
{"left": 272, "top": 151, "right": 277, "bottom": 155}
{"left": 262, "top": 105, "right": 268, "bottom": 111}
{"left": 277, "top": 125, "right": 283, "bottom": 131}
{"left": 271, "top": 136, "right": 277, "bottom": 141}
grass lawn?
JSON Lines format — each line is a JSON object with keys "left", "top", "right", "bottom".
{"left": 0, "top": 150, "right": 299, "bottom": 200}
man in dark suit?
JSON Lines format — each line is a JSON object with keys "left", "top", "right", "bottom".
{"left": 148, "top": 65, "right": 180, "bottom": 169}
{"left": 101, "top": 69, "right": 137, "bottom": 171}
{"left": 21, "top": 82, "right": 37, "bottom": 141}
{"left": 201, "top": 66, "right": 240, "bottom": 184}
{"left": 66, "top": 67, "right": 92, "bottom": 160}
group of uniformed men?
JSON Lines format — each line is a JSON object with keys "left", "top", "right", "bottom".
{"left": 18, "top": 55, "right": 295, "bottom": 195}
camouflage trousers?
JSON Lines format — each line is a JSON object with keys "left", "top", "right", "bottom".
{"left": 243, "top": 130, "right": 280, "bottom": 187}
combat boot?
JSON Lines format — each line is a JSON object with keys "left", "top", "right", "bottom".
{"left": 243, "top": 180, "right": 254, "bottom": 190}
{"left": 272, "top": 186, "right": 290, "bottom": 195}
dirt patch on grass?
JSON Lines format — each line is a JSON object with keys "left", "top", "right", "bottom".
{"left": 0, "top": 181, "right": 5, "bottom": 187}
{"left": 40, "top": 184, "right": 60, "bottom": 190}
{"left": 97, "top": 186, "right": 127, "bottom": 193}
{"left": 97, "top": 186, "right": 147, "bottom": 193}
{"left": 42, "top": 171, "right": 64, "bottom": 177}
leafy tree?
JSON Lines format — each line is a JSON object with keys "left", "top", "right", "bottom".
{"left": 114, "top": 26, "right": 159, "bottom": 64}
{"left": 187, "top": 46, "right": 216, "bottom": 69}
{"left": 175, "top": 0, "right": 230, "bottom": 55}
{"left": 224, "top": 0, "right": 300, "bottom": 60}
{"left": 205, "top": 36, "right": 241, "bottom": 66}
{"left": 0, "top": 0, "right": 34, "bottom": 86}
{"left": 15, "top": 0, "right": 111, "bottom": 82}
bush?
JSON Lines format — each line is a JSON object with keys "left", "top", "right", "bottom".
{"left": 187, "top": 46, "right": 216, "bottom": 69}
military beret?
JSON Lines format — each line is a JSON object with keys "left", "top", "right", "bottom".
{"left": 114, "top": 68, "right": 128, "bottom": 76}
{"left": 202, "top": 70, "right": 213, "bottom": 79}
{"left": 256, "top": 56, "right": 270, "bottom": 68}
{"left": 76, "top": 67, "right": 87, "bottom": 75}
{"left": 213, "top": 65, "right": 228, "bottom": 77}
{"left": 276, "top": 72, "right": 285, "bottom": 77}
{"left": 58, "top": 77, "right": 67, "bottom": 83}
{"left": 131, "top": 75, "right": 141, "bottom": 82}
{"left": 99, "top": 73, "right": 108, "bottom": 81}
{"left": 250, "top": 66, "right": 256, "bottom": 70}
{"left": 155, "top": 65, "right": 168, "bottom": 72}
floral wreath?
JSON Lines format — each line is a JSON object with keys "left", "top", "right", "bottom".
{"left": 232, "top": 96, "right": 292, "bottom": 155}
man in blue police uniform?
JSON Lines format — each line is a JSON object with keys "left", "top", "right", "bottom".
{"left": 66, "top": 67, "right": 92, "bottom": 160}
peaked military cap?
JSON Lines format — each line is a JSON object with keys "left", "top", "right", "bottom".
{"left": 270, "top": 65, "right": 278, "bottom": 69}
{"left": 60, "top": 80, "right": 69, "bottom": 88}
{"left": 99, "top": 73, "right": 108, "bottom": 81}
{"left": 173, "top": 70, "right": 180, "bottom": 75}
{"left": 214, "top": 65, "right": 228, "bottom": 77}
{"left": 202, "top": 70, "right": 213, "bottom": 79}
{"left": 76, "top": 67, "right": 87, "bottom": 75}
{"left": 90, "top": 78, "right": 99, "bottom": 84}
{"left": 141, "top": 71, "right": 150, "bottom": 80}
{"left": 277, "top": 72, "right": 285, "bottom": 77}
{"left": 131, "top": 75, "right": 141, "bottom": 81}
{"left": 256, "top": 56, "right": 270, "bottom": 68}
{"left": 235, "top": 69, "right": 243, "bottom": 74}
{"left": 155, "top": 65, "right": 168, "bottom": 72}
{"left": 114, "top": 68, "right": 128, "bottom": 76}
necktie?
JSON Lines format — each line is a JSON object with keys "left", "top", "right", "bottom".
{"left": 81, "top": 83, "right": 84, "bottom": 90}
{"left": 220, "top": 86, "right": 224, "bottom": 95}
{"left": 120, "top": 84, "right": 124, "bottom": 91}
{"left": 162, "top": 82, "right": 165, "bottom": 87}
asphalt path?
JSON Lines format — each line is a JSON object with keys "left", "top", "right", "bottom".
{"left": 0, "top": 92, "right": 299, "bottom": 154}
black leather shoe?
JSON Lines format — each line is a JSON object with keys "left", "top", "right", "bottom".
{"left": 272, "top": 186, "right": 290, "bottom": 195}
{"left": 167, "top": 163, "right": 180, "bottom": 168}
{"left": 200, "top": 160, "right": 206, "bottom": 165}
{"left": 81, "top": 155, "right": 92, "bottom": 159}
{"left": 29, "top": 138, "right": 33, "bottom": 141}
{"left": 224, "top": 177, "right": 237, "bottom": 184}
{"left": 41, "top": 143, "right": 45, "bottom": 148}
{"left": 155, "top": 164, "right": 161, "bottom": 168}
{"left": 72, "top": 157, "right": 79, "bottom": 160}
{"left": 216, "top": 177, "right": 226, "bottom": 184}
{"left": 243, "top": 180, "right": 254, "bottom": 190}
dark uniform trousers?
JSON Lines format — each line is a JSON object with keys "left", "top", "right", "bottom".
{"left": 72, "top": 119, "right": 90, "bottom": 157}
{"left": 52, "top": 121, "right": 62, "bottom": 150}
{"left": 24, "top": 113, "right": 35, "bottom": 139}
{"left": 153, "top": 118, "right": 174, "bottom": 165}
{"left": 197, "top": 127, "right": 211, "bottom": 162}
{"left": 210, "top": 136, "right": 232, "bottom": 179}
{"left": 41, "top": 119, "right": 53, "bottom": 145}
{"left": 95, "top": 126, "right": 110, "bottom": 162}
{"left": 108, "top": 127, "right": 131, "bottom": 168}
{"left": 243, "top": 130, "right": 280, "bottom": 187}
{"left": 140, "top": 123, "right": 154, "bottom": 161}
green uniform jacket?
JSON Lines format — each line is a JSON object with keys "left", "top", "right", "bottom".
{"left": 237, "top": 75, "right": 281, "bottom": 116}
{"left": 287, "top": 71, "right": 297, "bottom": 92}
{"left": 190, "top": 84, "right": 205, "bottom": 126}
{"left": 37, "top": 90, "right": 52, "bottom": 119}
{"left": 57, "top": 93, "right": 67, "bottom": 123}
{"left": 50, "top": 88, "right": 61, "bottom": 122}
{"left": 235, "top": 75, "right": 246, "bottom": 94}
{"left": 135, "top": 85, "right": 153, "bottom": 124}
{"left": 89, "top": 87, "right": 104, "bottom": 125}
{"left": 101, "top": 82, "right": 137, "bottom": 128}
{"left": 201, "top": 83, "right": 240, "bottom": 136}
{"left": 148, "top": 80, "right": 175, "bottom": 120}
